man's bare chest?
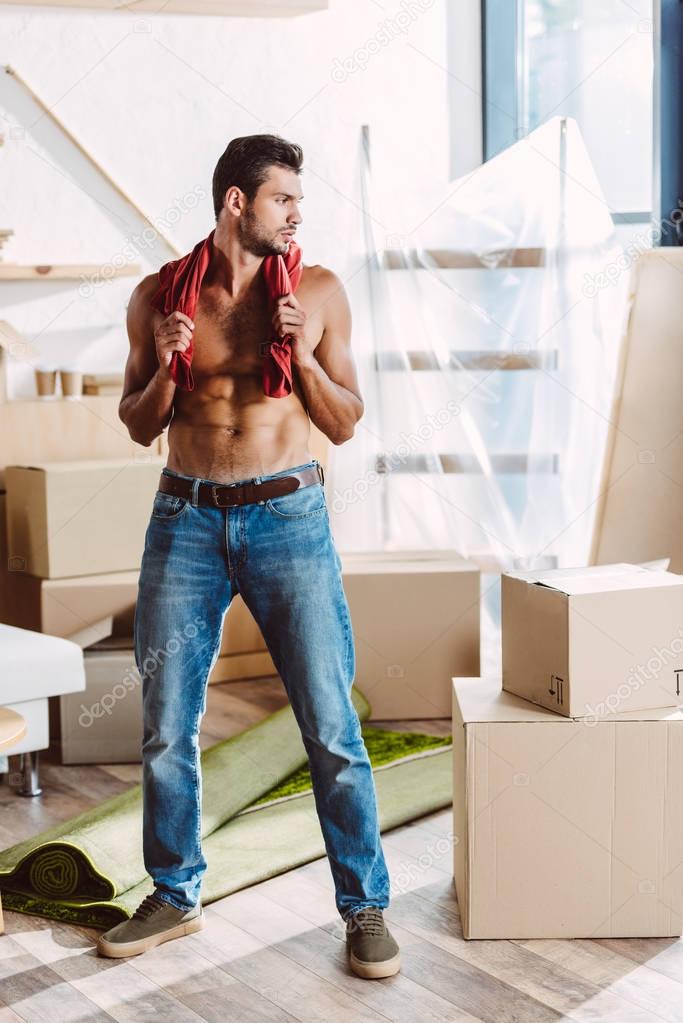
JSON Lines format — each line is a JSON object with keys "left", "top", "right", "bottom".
{"left": 187, "top": 281, "right": 325, "bottom": 381}
{"left": 188, "top": 288, "right": 271, "bottom": 378}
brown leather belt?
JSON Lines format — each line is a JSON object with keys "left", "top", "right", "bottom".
{"left": 157, "top": 462, "right": 324, "bottom": 509}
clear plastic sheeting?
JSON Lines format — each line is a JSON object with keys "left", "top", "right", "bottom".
{"left": 329, "top": 116, "right": 629, "bottom": 577}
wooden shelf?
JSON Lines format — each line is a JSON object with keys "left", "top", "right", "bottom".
{"left": 0, "top": 263, "right": 141, "bottom": 281}
{"left": 0, "top": 0, "right": 326, "bottom": 13}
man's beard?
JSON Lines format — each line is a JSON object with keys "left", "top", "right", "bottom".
{"left": 238, "top": 205, "right": 288, "bottom": 257}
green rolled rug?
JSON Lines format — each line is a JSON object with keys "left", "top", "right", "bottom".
{"left": 0, "top": 685, "right": 453, "bottom": 928}
{"left": 114, "top": 742, "right": 453, "bottom": 921}
{"left": 0, "top": 686, "right": 369, "bottom": 917}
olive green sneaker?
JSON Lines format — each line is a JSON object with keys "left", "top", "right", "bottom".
{"left": 96, "top": 892, "right": 204, "bottom": 958}
{"left": 345, "top": 907, "right": 401, "bottom": 978}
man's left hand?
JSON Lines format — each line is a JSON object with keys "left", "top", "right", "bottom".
{"left": 272, "top": 294, "right": 314, "bottom": 364}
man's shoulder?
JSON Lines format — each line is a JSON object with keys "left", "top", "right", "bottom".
{"left": 127, "top": 272, "right": 163, "bottom": 323}
{"left": 130, "top": 272, "right": 161, "bottom": 305}
{"left": 125, "top": 274, "right": 168, "bottom": 354}
{"left": 298, "top": 263, "right": 351, "bottom": 341}
{"left": 299, "top": 263, "right": 343, "bottom": 295}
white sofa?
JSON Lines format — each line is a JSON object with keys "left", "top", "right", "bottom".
{"left": 0, "top": 623, "right": 86, "bottom": 795}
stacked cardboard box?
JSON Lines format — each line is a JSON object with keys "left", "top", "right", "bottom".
{"left": 59, "top": 635, "right": 143, "bottom": 765}
{"left": 452, "top": 562, "right": 683, "bottom": 939}
{"left": 2, "top": 448, "right": 339, "bottom": 762}
{"left": 340, "top": 553, "right": 480, "bottom": 719}
{"left": 0, "top": 458, "right": 278, "bottom": 763}
{"left": 5, "top": 458, "right": 165, "bottom": 578}
{"left": 1, "top": 459, "right": 161, "bottom": 764}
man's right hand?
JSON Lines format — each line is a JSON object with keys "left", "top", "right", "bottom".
{"left": 154, "top": 311, "right": 195, "bottom": 374}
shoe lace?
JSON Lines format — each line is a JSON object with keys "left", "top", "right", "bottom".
{"left": 349, "top": 907, "right": 385, "bottom": 936}
{"left": 132, "top": 893, "right": 166, "bottom": 921}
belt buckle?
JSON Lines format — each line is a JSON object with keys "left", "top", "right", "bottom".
{"left": 317, "top": 462, "right": 325, "bottom": 486}
{"left": 211, "top": 483, "right": 241, "bottom": 508}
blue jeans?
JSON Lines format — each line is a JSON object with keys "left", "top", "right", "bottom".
{"left": 133, "top": 457, "right": 390, "bottom": 921}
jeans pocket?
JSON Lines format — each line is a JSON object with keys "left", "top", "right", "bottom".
{"left": 151, "top": 489, "right": 190, "bottom": 521}
{"left": 265, "top": 482, "right": 327, "bottom": 520}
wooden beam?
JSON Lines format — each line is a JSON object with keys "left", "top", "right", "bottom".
{"left": 382, "top": 247, "right": 547, "bottom": 269}
{"left": 4, "top": 65, "right": 183, "bottom": 258}
{"left": 375, "top": 453, "right": 560, "bottom": 474}
{"left": 374, "top": 349, "right": 559, "bottom": 372}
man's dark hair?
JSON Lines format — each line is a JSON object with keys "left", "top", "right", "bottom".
{"left": 212, "top": 134, "right": 304, "bottom": 221}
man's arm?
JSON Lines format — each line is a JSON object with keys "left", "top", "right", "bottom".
{"left": 288, "top": 270, "right": 364, "bottom": 446}
{"left": 118, "top": 276, "right": 186, "bottom": 448}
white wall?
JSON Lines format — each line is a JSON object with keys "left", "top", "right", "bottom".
{"left": 0, "top": 0, "right": 481, "bottom": 397}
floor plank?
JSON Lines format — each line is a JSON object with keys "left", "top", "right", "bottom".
{"left": 1, "top": 678, "right": 680, "bottom": 1023}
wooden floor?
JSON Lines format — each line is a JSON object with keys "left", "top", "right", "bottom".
{"left": 1, "top": 678, "right": 682, "bottom": 1023}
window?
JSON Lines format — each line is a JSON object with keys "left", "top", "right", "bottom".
{"left": 483, "top": 0, "right": 655, "bottom": 249}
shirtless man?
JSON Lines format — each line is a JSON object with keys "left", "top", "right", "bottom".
{"left": 96, "top": 134, "right": 400, "bottom": 980}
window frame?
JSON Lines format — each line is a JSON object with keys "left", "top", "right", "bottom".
{"left": 656, "top": 0, "right": 683, "bottom": 244}
{"left": 481, "top": 0, "right": 664, "bottom": 239}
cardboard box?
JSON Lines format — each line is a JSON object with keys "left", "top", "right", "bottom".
{"left": 502, "top": 562, "right": 683, "bottom": 718}
{"left": 340, "top": 549, "right": 507, "bottom": 574}
{"left": 59, "top": 638, "right": 142, "bottom": 764}
{"left": 452, "top": 675, "right": 683, "bottom": 939}
{"left": 0, "top": 550, "right": 276, "bottom": 698}
{"left": 342, "top": 559, "right": 480, "bottom": 718}
{"left": 5, "top": 457, "right": 166, "bottom": 579}
{"left": 0, "top": 501, "right": 275, "bottom": 675}
{"left": 341, "top": 549, "right": 467, "bottom": 561}
{"left": 1, "top": 490, "right": 140, "bottom": 636}
{"left": 0, "top": 395, "right": 158, "bottom": 490}
{"left": 0, "top": 477, "right": 278, "bottom": 692}
{"left": 37, "top": 571, "right": 139, "bottom": 641}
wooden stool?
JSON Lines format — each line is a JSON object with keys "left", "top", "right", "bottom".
{"left": 0, "top": 708, "right": 27, "bottom": 935}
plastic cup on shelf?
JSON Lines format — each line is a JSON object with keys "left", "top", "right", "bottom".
{"left": 34, "top": 368, "right": 57, "bottom": 398}
{"left": 59, "top": 368, "right": 83, "bottom": 399}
